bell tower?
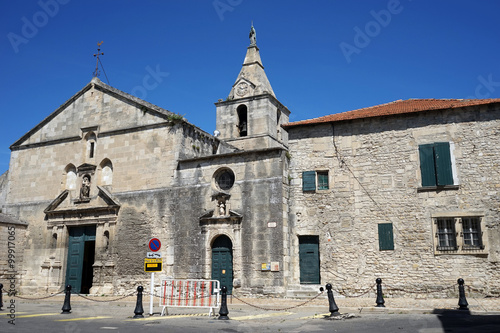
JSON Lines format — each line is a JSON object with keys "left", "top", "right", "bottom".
{"left": 215, "top": 25, "right": 290, "bottom": 150}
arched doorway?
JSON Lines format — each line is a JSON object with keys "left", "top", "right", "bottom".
{"left": 211, "top": 235, "right": 233, "bottom": 294}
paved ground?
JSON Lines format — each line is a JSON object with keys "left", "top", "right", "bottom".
{"left": 1, "top": 293, "right": 500, "bottom": 332}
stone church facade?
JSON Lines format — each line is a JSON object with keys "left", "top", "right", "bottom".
{"left": 1, "top": 30, "right": 499, "bottom": 296}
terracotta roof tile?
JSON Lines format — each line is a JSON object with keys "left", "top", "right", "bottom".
{"left": 283, "top": 98, "right": 500, "bottom": 128}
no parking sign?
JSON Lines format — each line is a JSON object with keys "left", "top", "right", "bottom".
{"left": 148, "top": 238, "right": 161, "bottom": 252}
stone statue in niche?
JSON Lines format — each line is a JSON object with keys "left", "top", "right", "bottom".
{"left": 80, "top": 175, "right": 90, "bottom": 199}
{"left": 218, "top": 200, "right": 226, "bottom": 216}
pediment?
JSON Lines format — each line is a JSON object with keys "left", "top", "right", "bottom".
{"left": 10, "top": 77, "right": 178, "bottom": 150}
{"left": 231, "top": 78, "right": 256, "bottom": 99}
{"left": 44, "top": 186, "right": 120, "bottom": 217}
{"left": 199, "top": 209, "right": 242, "bottom": 222}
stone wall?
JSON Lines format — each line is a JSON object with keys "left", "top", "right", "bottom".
{"left": 0, "top": 216, "right": 27, "bottom": 293}
{"left": 287, "top": 104, "right": 500, "bottom": 296}
{"left": 0, "top": 171, "right": 8, "bottom": 211}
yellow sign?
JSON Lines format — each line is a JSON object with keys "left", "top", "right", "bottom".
{"left": 144, "top": 258, "right": 163, "bottom": 272}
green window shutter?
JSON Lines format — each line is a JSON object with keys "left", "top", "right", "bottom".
{"left": 302, "top": 171, "right": 316, "bottom": 191}
{"left": 419, "top": 144, "right": 436, "bottom": 187}
{"left": 434, "top": 142, "right": 453, "bottom": 185}
{"left": 378, "top": 223, "right": 394, "bottom": 250}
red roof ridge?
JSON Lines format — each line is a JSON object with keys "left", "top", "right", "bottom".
{"left": 283, "top": 98, "right": 500, "bottom": 128}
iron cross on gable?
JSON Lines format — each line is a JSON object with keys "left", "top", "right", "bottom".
{"left": 93, "top": 41, "right": 104, "bottom": 78}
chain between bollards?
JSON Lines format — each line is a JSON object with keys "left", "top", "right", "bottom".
{"left": 218, "top": 286, "right": 229, "bottom": 320}
{"left": 133, "top": 286, "right": 144, "bottom": 318}
{"left": 376, "top": 278, "right": 385, "bottom": 307}
{"left": 457, "top": 278, "right": 469, "bottom": 310}
{"left": 61, "top": 285, "right": 72, "bottom": 314}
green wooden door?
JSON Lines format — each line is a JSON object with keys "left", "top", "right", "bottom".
{"left": 299, "top": 236, "right": 320, "bottom": 284}
{"left": 211, "top": 235, "right": 233, "bottom": 294}
{"left": 65, "top": 226, "right": 96, "bottom": 293}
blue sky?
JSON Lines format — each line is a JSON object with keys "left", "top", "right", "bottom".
{"left": 1, "top": 0, "right": 500, "bottom": 174}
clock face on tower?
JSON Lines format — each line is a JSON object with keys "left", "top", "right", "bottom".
{"left": 236, "top": 82, "right": 249, "bottom": 97}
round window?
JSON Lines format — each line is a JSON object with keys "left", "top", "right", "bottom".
{"left": 215, "top": 169, "right": 235, "bottom": 191}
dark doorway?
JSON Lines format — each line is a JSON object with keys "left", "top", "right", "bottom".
{"left": 65, "top": 226, "right": 96, "bottom": 293}
{"left": 299, "top": 235, "right": 320, "bottom": 284}
{"left": 81, "top": 240, "right": 95, "bottom": 294}
{"left": 211, "top": 235, "right": 233, "bottom": 294}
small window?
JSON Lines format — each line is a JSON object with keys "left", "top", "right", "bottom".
{"left": 317, "top": 172, "right": 329, "bottom": 190}
{"left": 419, "top": 142, "right": 454, "bottom": 187}
{"left": 90, "top": 142, "right": 95, "bottom": 158}
{"left": 462, "top": 217, "right": 482, "bottom": 249}
{"left": 302, "top": 171, "right": 329, "bottom": 191}
{"left": 436, "top": 218, "right": 457, "bottom": 250}
{"left": 378, "top": 223, "right": 394, "bottom": 251}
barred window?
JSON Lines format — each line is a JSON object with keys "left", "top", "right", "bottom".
{"left": 436, "top": 218, "right": 457, "bottom": 250}
{"left": 462, "top": 217, "right": 482, "bottom": 249}
{"left": 433, "top": 216, "right": 486, "bottom": 254}
{"left": 317, "top": 171, "right": 329, "bottom": 190}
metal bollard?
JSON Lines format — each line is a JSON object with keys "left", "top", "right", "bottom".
{"left": 457, "top": 278, "right": 469, "bottom": 310}
{"left": 375, "top": 278, "right": 385, "bottom": 307}
{"left": 326, "top": 283, "right": 340, "bottom": 317}
{"left": 218, "top": 286, "right": 229, "bottom": 320}
{"left": 0, "top": 283, "right": 3, "bottom": 311}
{"left": 61, "top": 285, "right": 72, "bottom": 314}
{"left": 133, "top": 286, "right": 145, "bottom": 318}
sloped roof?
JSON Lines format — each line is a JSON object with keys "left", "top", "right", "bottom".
{"left": 228, "top": 45, "right": 275, "bottom": 99}
{"left": 283, "top": 98, "right": 500, "bottom": 128}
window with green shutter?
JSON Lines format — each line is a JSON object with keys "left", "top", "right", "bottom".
{"left": 378, "top": 223, "right": 394, "bottom": 251}
{"left": 418, "top": 142, "right": 454, "bottom": 187}
{"left": 302, "top": 170, "right": 329, "bottom": 191}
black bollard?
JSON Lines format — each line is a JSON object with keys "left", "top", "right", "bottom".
{"left": 326, "top": 283, "right": 340, "bottom": 317}
{"left": 457, "top": 278, "right": 469, "bottom": 310}
{"left": 0, "top": 283, "right": 3, "bottom": 311}
{"left": 61, "top": 285, "right": 72, "bottom": 314}
{"left": 133, "top": 286, "right": 145, "bottom": 318}
{"left": 218, "top": 286, "right": 229, "bottom": 320}
{"left": 375, "top": 278, "right": 385, "bottom": 307}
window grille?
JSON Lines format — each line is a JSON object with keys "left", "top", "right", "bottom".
{"left": 462, "top": 217, "right": 482, "bottom": 249}
{"left": 436, "top": 218, "right": 457, "bottom": 250}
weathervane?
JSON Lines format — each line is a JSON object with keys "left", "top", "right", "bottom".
{"left": 93, "top": 41, "right": 104, "bottom": 77}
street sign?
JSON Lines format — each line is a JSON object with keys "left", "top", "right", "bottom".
{"left": 146, "top": 252, "right": 162, "bottom": 259}
{"left": 148, "top": 238, "right": 161, "bottom": 252}
{"left": 144, "top": 258, "right": 163, "bottom": 272}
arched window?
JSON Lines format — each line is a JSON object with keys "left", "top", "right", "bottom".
{"left": 100, "top": 159, "right": 113, "bottom": 186}
{"left": 65, "top": 164, "right": 77, "bottom": 190}
{"left": 85, "top": 132, "right": 97, "bottom": 159}
{"left": 237, "top": 105, "right": 248, "bottom": 137}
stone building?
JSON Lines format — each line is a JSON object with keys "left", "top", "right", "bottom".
{"left": 284, "top": 99, "right": 500, "bottom": 296}
{"left": 1, "top": 29, "right": 499, "bottom": 296}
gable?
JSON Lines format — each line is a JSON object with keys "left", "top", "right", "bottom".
{"left": 11, "top": 78, "right": 175, "bottom": 149}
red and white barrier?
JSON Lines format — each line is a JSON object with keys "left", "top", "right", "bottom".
{"left": 160, "top": 279, "right": 220, "bottom": 316}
